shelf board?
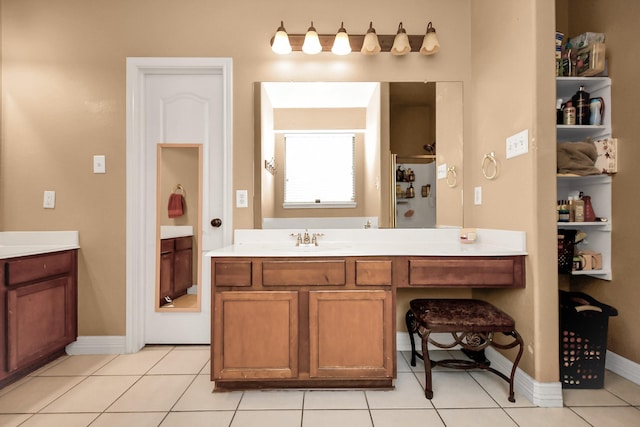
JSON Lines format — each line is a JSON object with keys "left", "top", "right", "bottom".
{"left": 571, "top": 269, "right": 612, "bottom": 280}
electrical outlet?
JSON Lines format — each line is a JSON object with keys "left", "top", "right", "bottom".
{"left": 437, "top": 163, "right": 447, "bottom": 180}
{"left": 43, "top": 190, "right": 56, "bottom": 209}
{"left": 236, "top": 190, "right": 248, "bottom": 208}
{"left": 506, "top": 129, "right": 529, "bottom": 159}
{"left": 474, "top": 186, "right": 482, "bottom": 205}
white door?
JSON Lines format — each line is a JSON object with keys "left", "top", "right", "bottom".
{"left": 126, "top": 58, "right": 232, "bottom": 350}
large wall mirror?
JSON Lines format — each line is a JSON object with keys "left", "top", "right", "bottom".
{"left": 156, "top": 144, "right": 202, "bottom": 312}
{"left": 254, "top": 81, "right": 463, "bottom": 229}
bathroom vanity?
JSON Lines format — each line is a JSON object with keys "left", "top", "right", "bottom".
{"left": 0, "top": 232, "right": 79, "bottom": 388}
{"left": 208, "top": 228, "right": 526, "bottom": 391}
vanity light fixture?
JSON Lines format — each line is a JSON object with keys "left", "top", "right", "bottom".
{"left": 269, "top": 21, "right": 440, "bottom": 55}
{"left": 302, "top": 21, "right": 322, "bottom": 55}
{"left": 331, "top": 22, "right": 352, "bottom": 55}
{"left": 271, "top": 21, "right": 292, "bottom": 54}
{"left": 361, "top": 21, "right": 381, "bottom": 55}
{"left": 390, "top": 22, "right": 411, "bottom": 55}
{"left": 420, "top": 22, "right": 440, "bottom": 55}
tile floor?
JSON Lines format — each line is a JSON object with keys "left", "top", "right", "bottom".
{"left": 0, "top": 346, "right": 638, "bottom": 427}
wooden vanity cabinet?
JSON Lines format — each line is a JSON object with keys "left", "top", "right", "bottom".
{"left": 159, "top": 236, "right": 193, "bottom": 305}
{"left": 211, "top": 257, "right": 395, "bottom": 390}
{"left": 0, "top": 250, "right": 78, "bottom": 387}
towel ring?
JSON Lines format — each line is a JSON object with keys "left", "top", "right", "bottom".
{"left": 481, "top": 152, "right": 499, "bottom": 180}
{"left": 446, "top": 166, "right": 457, "bottom": 188}
{"left": 173, "top": 184, "right": 186, "bottom": 196}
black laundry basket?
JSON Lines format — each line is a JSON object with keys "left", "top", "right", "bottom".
{"left": 559, "top": 290, "right": 618, "bottom": 388}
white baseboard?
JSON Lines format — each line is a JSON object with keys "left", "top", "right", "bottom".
{"left": 606, "top": 350, "right": 640, "bottom": 385}
{"left": 66, "top": 336, "right": 127, "bottom": 355}
{"left": 397, "top": 332, "right": 563, "bottom": 407}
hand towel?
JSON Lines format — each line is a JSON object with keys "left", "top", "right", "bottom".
{"left": 168, "top": 192, "right": 185, "bottom": 218}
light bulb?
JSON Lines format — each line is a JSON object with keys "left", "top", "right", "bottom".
{"left": 361, "top": 21, "right": 381, "bottom": 55}
{"left": 271, "top": 21, "right": 291, "bottom": 54}
{"left": 302, "top": 22, "right": 322, "bottom": 54}
{"left": 391, "top": 22, "right": 411, "bottom": 56}
{"left": 420, "top": 22, "right": 440, "bottom": 55}
{"left": 331, "top": 22, "right": 352, "bottom": 55}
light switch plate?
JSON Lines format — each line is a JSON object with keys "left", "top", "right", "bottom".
{"left": 43, "top": 190, "right": 56, "bottom": 209}
{"left": 437, "top": 163, "right": 447, "bottom": 180}
{"left": 506, "top": 129, "right": 529, "bottom": 159}
{"left": 93, "top": 155, "right": 106, "bottom": 173}
{"left": 474, "top": 186, "right": 482, "bottom": 205}
{"left": 236, "top": 190, "right": 248, "bottom": 208}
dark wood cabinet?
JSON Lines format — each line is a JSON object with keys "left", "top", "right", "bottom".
{"left": 159, "top": 236, "right": 193, "bottom": 305}
{"left": 0, "top": 250, "right": 78, "bottom": 387}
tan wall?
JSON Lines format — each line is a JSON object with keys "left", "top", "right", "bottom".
{"left": 4, "top": 0, "right": 636, "bottom": 384}
{"left": 467, "top": 0, "right": 557, "bottom": 381}
{"left": 562, "top": 0, "right": 640, "bottom": 366}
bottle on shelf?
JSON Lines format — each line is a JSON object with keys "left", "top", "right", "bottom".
{"left": 572, "top": 85, "right": 590, "bottom": 125}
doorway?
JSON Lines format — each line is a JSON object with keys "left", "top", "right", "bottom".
{"left": 125, "top": 58, "right": 233, "bottom": 352}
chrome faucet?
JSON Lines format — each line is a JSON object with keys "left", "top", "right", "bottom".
{"left": 303, "top": 229, "right": 311, "bottom": 245}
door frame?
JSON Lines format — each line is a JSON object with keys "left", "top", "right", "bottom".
{"left": 125, "top": 57, "right": 233, "bottom": 353}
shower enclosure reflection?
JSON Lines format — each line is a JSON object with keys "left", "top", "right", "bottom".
{"left": 156, "top": 144, "right": 202, "bottom": 312}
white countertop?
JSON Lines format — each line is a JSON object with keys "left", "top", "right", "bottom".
{"left": 160, "top": 226, "right": 194, "bottom": 239}
{"left": 207, "top": 228, "right": 527, "bottom": 258}
{"left": 0, "top": 231, "right": 80, "bottom": 259}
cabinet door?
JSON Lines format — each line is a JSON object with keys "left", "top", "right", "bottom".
{"left": 159, "top": 252, "right": 174, "bottom": 305}
{"left": 173, "top": 247, "right": 192, "bottom": 297}
{"left": 309, "top": 290, "right": 393, "bottom": 378}
{"left": 6, "top": 277, "right": 75, "bottom": 372}
{"left": 213, "top": 291, "right": 298, "bottom": 380}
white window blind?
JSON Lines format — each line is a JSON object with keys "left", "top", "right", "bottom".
{"left": 284, "top": 133, "right": 356, "bottom": 207}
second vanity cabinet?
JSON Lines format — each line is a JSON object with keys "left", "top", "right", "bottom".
{"left": 0, "top": 249, "right": 78, "bottom": 387}
{"left": 211, "top": 257, "right": 395, "bottom": 389}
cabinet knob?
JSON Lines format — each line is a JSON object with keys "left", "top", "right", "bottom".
{"left": 210, "top": 218, "right": 222, "bottom": 228}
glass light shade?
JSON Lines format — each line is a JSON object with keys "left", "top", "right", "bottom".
{"left": 302, "top": 22, "right": 322, "bottom": 55}
{"left": 391, "top": 23, "right": 411, "bottom": 56}
{"left": 271, "top": 21, "right": 291, "bottom": 54}
{"left": 331, "top": 22, "right": 351, "bottom": 55}
{"left": 420, "top": 22, "right": 440, "bottom": 55}
{"left": 360, "top": 22, "right": 381, "bottom": 55}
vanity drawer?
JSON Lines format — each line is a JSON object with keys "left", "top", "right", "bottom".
{"left": 4, "top": 251, "right": 74, "bottom": 286}
{"left": 175, "top": 236, "right": 192, "bottom": 251}
{"left": 160, "top": 239, "right": 174, "bottom": 253}
{"left": 355, "top": 260, "right": 392, "bottom": 286}
{"left": 262, "top": 260, "right": 346, "bottom": 286}
{"left": 407, "top": 256, "right": 524, "bottom": 288}
{"left": 214, "top": 260, "right": 253, "bottom": 287}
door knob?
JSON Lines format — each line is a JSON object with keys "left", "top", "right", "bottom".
{"left": 210, "top": 218, "right": 222, "bottom": 228}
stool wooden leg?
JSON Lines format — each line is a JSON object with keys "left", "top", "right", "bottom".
{"left": 420, "top": 327, "right": 434, "bottom": 399}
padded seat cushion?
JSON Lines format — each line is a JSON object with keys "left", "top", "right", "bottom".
{"left": 409, "top": 299, "right": 515, "bottom": 333}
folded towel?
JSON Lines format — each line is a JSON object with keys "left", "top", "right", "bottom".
{"left": 168, "top": 192, "right": 185, "bottom": 218}
{"left": 557, "top": 140, "right": 600, "bottom": 176}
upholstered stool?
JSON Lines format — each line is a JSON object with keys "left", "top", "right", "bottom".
{"left": 406, "top": 299, "right": 524, "bottom": 402}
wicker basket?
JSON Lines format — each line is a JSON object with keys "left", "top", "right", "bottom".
{"left": 559, "top": 290, "right": 618, "bottom": 388}
{"left": 557, "top": 229, "right": 577, "bottom": 274}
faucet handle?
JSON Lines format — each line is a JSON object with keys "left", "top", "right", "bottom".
{"left": 311, "top": 232, "right": 324, "bottom": 246}
{"left": 290, "top": 232, "right": 302, "bottom": 246}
